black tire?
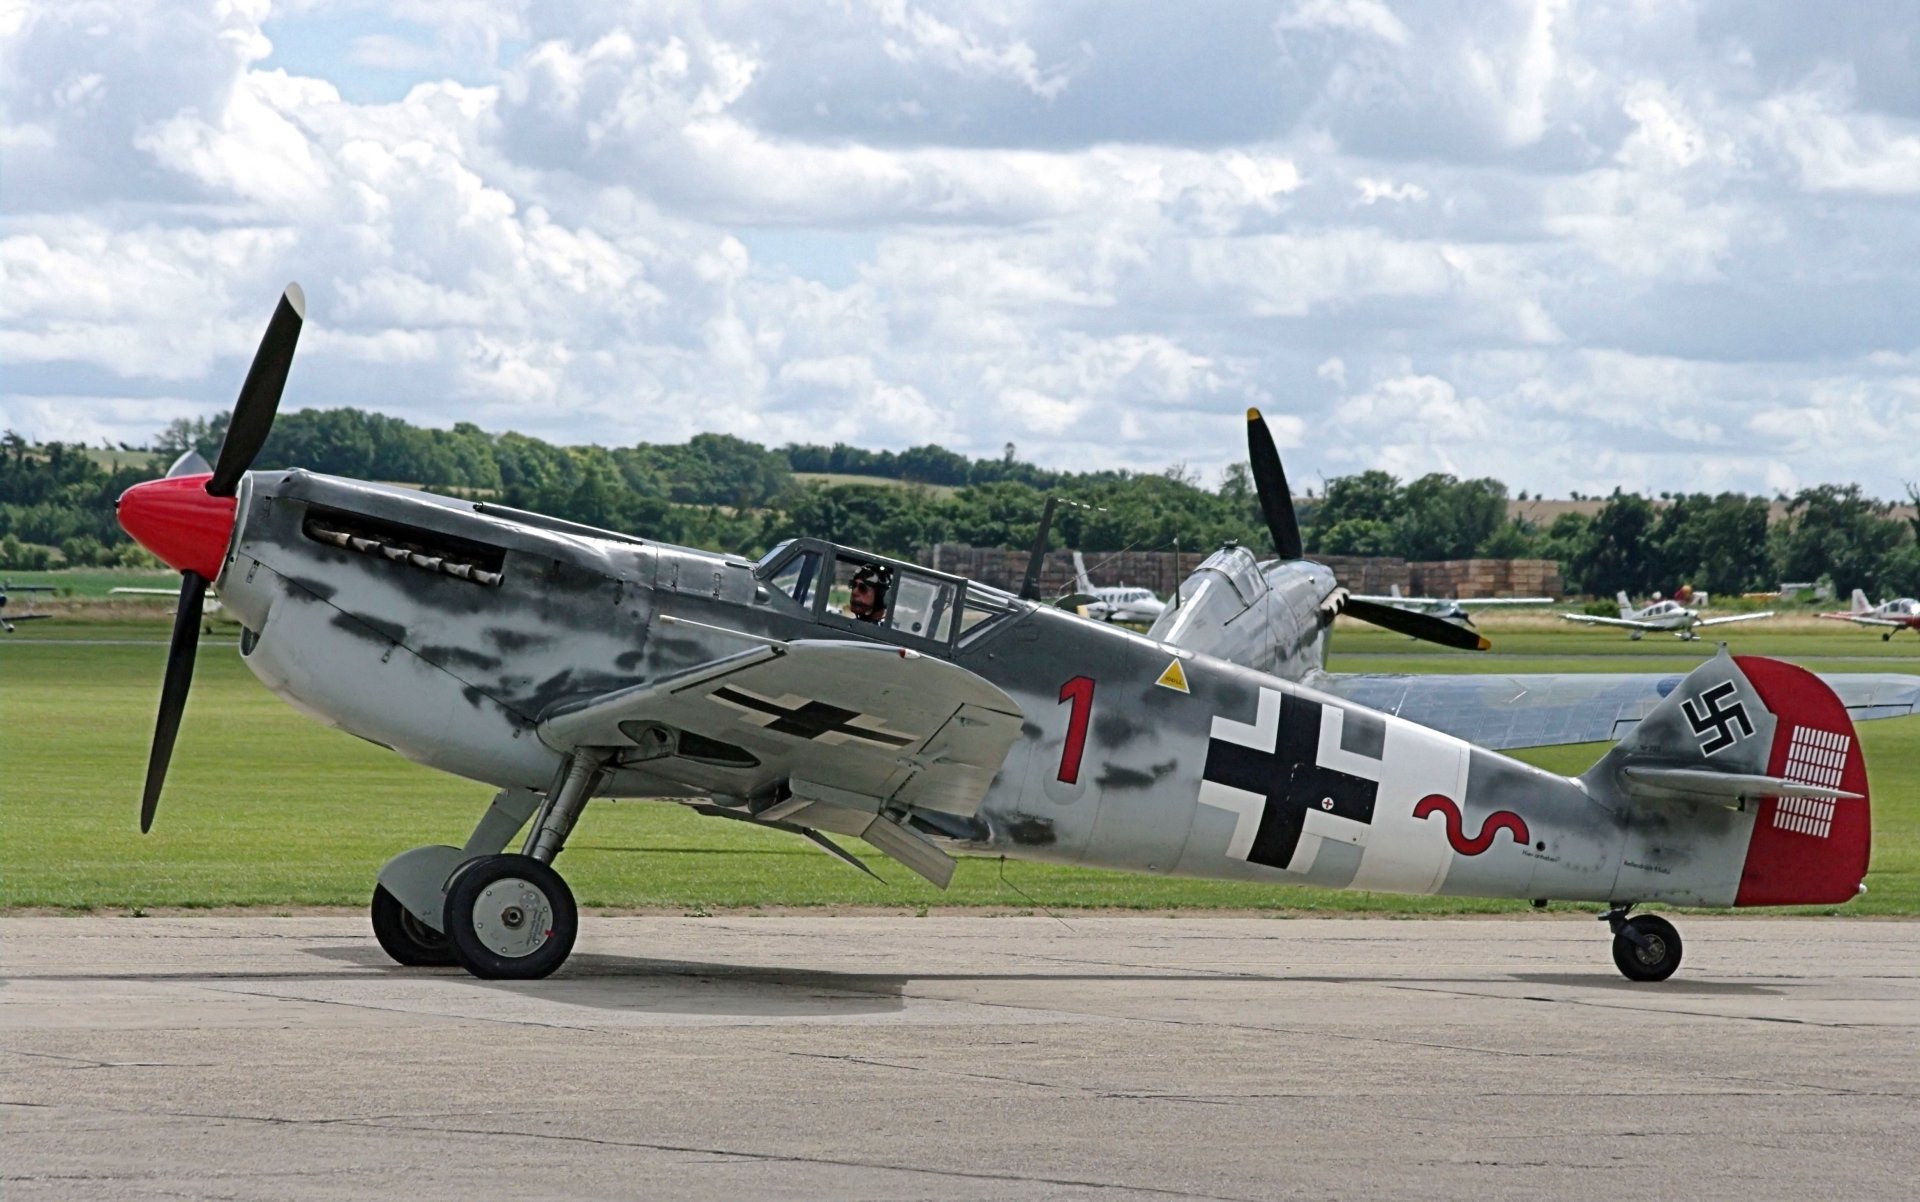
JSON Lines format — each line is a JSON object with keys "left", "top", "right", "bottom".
{"left": 1611, "top": 914, "right": 1683, "bottom": 982}
{"left": 442, "top": 854, "right": 577, "bottom": 980}
{"left": 371, "top": 884, "right": 457, "bottom": 967}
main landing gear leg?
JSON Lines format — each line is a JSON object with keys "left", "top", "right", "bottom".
{"left": 442, "top": 754, "right": 602, "bottom": 981}
{"left": 1603, "top": 904, "right": 1683, "bottom": 982}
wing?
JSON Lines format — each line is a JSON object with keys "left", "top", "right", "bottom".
{"left": 1353, "top": 594, "right": 1549, "bottom": 607}
{"left": 539, "top": 639, "right": 1025, "bottom": 886}
{"left": 1313, "top": 669, "right": 1920, "bottom": 751}
{"left": 1559, "top": 613, "right": 1652, "bottom": 630}
{"left": 1695, "top": 610, "right": 1774, "bottom": 628}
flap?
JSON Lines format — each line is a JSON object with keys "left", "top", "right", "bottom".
{"left": 538, "top": 639, "right": 1025, "bottom": 823}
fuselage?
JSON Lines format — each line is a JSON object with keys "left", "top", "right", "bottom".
{"left": 209, "top": 470, "right": 1813, "bottom": 909}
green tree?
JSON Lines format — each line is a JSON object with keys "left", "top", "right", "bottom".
{"left": 1391, "top": 474, "right": 1507, "bottom": 560}
{"left": 1771, "top": 484, "right": 1906, "bottom": 596}
{"left": 1308, "top": 471, "right": 1399, "bottom": 552}
{"left": 1565, "top": 491, "right": 1657, "bottom": 597}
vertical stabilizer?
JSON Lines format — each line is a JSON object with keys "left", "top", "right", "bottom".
{"left": 1617, "top": 590, "right": 1633, "bottom": 617}
{"left": 1072, "top": 550, "right": 1096, "bottom": 596}
{"left": 1580, "top": 649, "right": 1870, "bottom": 907}
{"left": 1853, "top": 588, "right": 1872, "bottom": 614}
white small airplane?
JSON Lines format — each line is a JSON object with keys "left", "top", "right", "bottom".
{"left": 1561, "top": 591, "right": 1773, "bottom": 641}
{"left": 1351, "top": 584, "right": 1553, "bottom": 628}
{"left": 1817, "top": 589, "right": 1920, "bottom": 640}
{"left": 1070, "top": 551, "right": 1167, "bottom": 623}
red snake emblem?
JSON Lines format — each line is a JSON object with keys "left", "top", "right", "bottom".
{"left": 1413, "top": 794, "right": 1530, "bottom": 855}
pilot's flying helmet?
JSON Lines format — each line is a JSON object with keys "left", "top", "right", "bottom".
{"left": 850, "top": 562, "right": 893, "bottom": 593}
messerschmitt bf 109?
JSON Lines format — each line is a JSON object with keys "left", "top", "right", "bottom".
{"left": 1143, "top": 412, "right": 1915, "bottom": 756}
{"left": 1818, "top": 590, "right": 1920, "bottom": 641}
{"left": 1560, "top": 592, "right": 1775, "bottom": 641}
{"left": 116, "top": 287, "right": 1902, "bottom": 985}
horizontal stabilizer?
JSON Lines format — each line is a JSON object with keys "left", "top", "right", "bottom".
{"left": 1621, "top": 765, "right": 1862, "bottom": 805}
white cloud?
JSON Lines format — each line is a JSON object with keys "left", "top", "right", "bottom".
{"left": 1761, "top": 76, "right": 1920, "bottom": 194}
{"left": 2, "top": 0, "right": 1918, "bottom": 500}
{"left": 1277, "top": 0, "right": 1410, "bottom": 47}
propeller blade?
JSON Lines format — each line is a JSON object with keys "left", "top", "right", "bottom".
{"left": 1342, "top": 596, "right": 1490, "bottom": 652}
{"left": 1246, "top": 408, "right": 1303, "bottom": 560}
{"left": 140, "top": 571, "right": 209, "bottom": 832}
{"left": 207, "top": 283, "right": 305, "bottom": 497}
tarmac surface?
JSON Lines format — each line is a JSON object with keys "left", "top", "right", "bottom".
{"left": 4, "top": 914, "right": 1917, "bottom": 1200}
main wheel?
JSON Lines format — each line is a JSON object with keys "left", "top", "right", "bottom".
{"left": 1611, "top": 914, "right": 1682, "bottom": 982}
{"left": 442, "top": 854, "right": 577, "bottom": 980}
{"left": 371, "top": 884, "right": 457, "bottom": 967}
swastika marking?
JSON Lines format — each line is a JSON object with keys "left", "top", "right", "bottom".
{"left": 1680, "top": 680, "right": 1754, "bottom": 756}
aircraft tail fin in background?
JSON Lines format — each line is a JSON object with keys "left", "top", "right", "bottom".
{"left": 1852, "top": 588, "right": 1872, "bottom": 614}
{"left": 1617, "top": 590, "right": 1633, "bottom": 616}
{"left": 1581, "top": 648, "right": 1870, "bottom": 907}
{"left": 1072, "top": 550, "right": 1095, "bottom": 596}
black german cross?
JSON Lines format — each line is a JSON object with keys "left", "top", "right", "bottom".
{"left": 712, "top": 686, "right": 915, "bottom": 748}
{"left": 1203, "top": 694, "right": 1378, "bottom": 870}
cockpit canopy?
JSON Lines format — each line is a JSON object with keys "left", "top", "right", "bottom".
{"left": 754, "top": 538, "right": 1020, "bottom": 653}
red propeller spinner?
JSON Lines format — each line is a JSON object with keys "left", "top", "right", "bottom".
{"left": 116, "top": 474, "right": 236, "bottom": 580}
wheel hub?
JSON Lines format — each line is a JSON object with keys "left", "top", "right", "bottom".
{"left": 470, "top": 879, "right": 554, "bottom": 959}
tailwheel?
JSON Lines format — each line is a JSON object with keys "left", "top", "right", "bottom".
{"left": 1611, "top": 914, "right": 1683, "bottom": 982}
{"left": 443, "top": 853, "right": 577, "bottom": 980}
{"left": 371, "top": 884, "right": 457, "bottom": 967}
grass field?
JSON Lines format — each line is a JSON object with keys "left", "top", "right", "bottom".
{"left": 4, "top": 567, "right": 184, "bottom": 599}
{"left": 2, "top": 616, "right": 1915, "bottom": 915}
{"left": 792, "top": 471, "right": 960, "bottom": 498}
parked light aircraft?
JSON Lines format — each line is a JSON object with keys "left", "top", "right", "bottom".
{"left": 1352, "top": 584, "right": 1553, "bottom": 628}
{"left": 1070, "top": 551, "right": 1166, "bottom": 623}
{"left": 1559, "top": 591, "right": 1774, "bottom": 641}
{"left": 116, "top": 287, "right": 1909, "bottom": 985}
{"left": 1818, "top": 590, "right": 1920, "bottom": 641}
{"left": 0, "top": 580, "right": 54, "bottom": 632}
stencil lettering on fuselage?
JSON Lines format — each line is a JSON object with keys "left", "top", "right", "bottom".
{"left": 1198, "top": 686, "right": 1469, "bottom": 892}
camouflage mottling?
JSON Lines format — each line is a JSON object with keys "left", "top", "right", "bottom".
{"left": 214, "top": 470, "right": 1882, "bottom": 920}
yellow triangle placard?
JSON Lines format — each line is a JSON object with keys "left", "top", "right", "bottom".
{"left": 1155, "top": 659, "right": 1190, "bottom": 694}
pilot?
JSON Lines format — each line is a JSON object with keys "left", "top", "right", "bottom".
{"left": 848, "top": 563, "right": 892, "bottom": 624}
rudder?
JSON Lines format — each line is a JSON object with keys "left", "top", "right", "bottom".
{"left": 1732, "top": 656, "right": 1871, "bottom": 906}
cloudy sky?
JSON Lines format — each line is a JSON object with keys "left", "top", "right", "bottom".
{"left": 5, "top": 1, "right": 1919, "bottom": 499}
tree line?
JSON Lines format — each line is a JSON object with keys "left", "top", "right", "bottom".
{"left": 4, "top": 409, "right": 1918, "bottom": 599}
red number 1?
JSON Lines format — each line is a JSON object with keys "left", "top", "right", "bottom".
{"left": 1056, "top": 676, "right": 1095, "bottom": 784}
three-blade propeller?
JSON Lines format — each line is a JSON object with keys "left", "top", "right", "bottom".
{"left": 134, "top": 284, "right": 304, "bottom": 831}
{"left": 1243, "top": 408, "right": 1488, "bottom": 653}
